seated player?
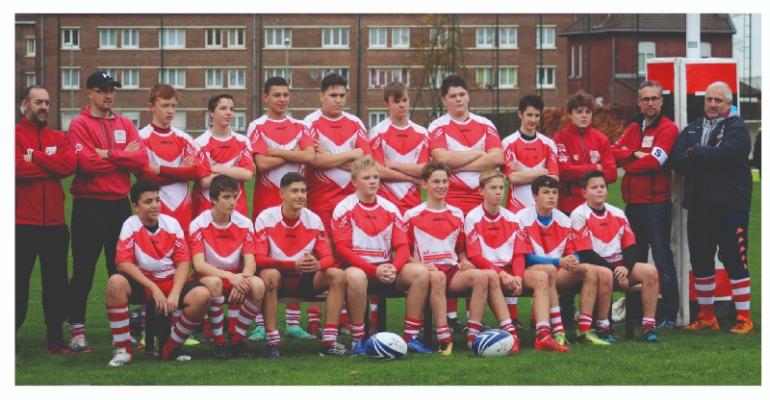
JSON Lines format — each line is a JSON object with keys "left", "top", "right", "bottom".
{"left": 332, "top": 156, "right": 434, "bottom": 355}
{"left": 189, "top": 174, "right": 266, "bottom": 359}
{"left": 253, "top": 172, "right": 350, "bottom": 357}
{"left": 104, "top": 181, "right": 211, "bottom": 367}
{"left": 571, "top": 170, "right": 660, "bottom": 342}
{"left": 517, "top": 175, "right": 607, "bottom": 346}
{"left": 403, "top": 161, "right": 496, "bottom": 356}
{"left": 465, "top": 170, "right": 567, "bottom": 352}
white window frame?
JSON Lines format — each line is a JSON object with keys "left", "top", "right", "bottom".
{"left": 391, "top": 27, "right": 410, "bottom": 48}
{"left": 569, "top": 45, "right": 576, "bottom": 79}
{"left": 499, "top": 67, "right": 517, "bottom": 89}
{"left": 60, "top": 111, "right": 78, "bottom": 131}
{"left": 322, "top": 27, "right": 350, "bottom": 48}
{"left": 61, "top": 68, "right": 80, "bottom": 89}
{"left": 700, "top": 42, "right": 712, "bottom": 58}
{"left": 390, "top": 68, "right": 409, "bottom": 85}
{"left": 122, "top": 69, "right": 140, "bottom": 89}
{"left": 264, "top": 68, "right": 292, "bottom": 87}
{"left": 160, "top": 28, "right": 185, "bottom": 49}
{"left": 499, "top": 27, "right": 517, "bottom": 49}
{"left": 265, "top": 28, "right": 291, "bottom": 48}
{"left": 369, "top": 68, "right": 387, "bottom": 88}
{"left": 205, "top": 28, "right": 224, "bottom": 48}
{"left": 638, "top": 41, "right": 656, "bottom": 75}
{"left": 577, "top": 45, "right": 583, "bottom": 78}
{"left": 535, "top": 26, "right": 556, "bottom": 49}
{"left": 536, "top": 65, "right": 556, "bottom": 89}
{"left": 429, "top": 28, "right": 449, "bottom": 48}
{"left": 172, "top": 111, "right": 187, "bottom": 131}
{"left": 369, "top": 111, "right": 386, "bottom": 128}
{"left": 121, "top": 29, "right": 139, "bottom": 49}
{"left": 320, "top": 68, "right": 349, "bottom": 82}
{"left": 228, "top": 69, "right": 246, "bottom": 89}
{"left": 122, "top": 111, "right": 141, "bottom": 129}
{"left": 228, "top": 28, "right": 246, "bottom": 48}
{"left": 159, "top": 68, "right": 186, "bottom": 88}
{"left": 369, "top": 27, "right": 387, "bottom": 48}
{"left": 205, "top": 68, "right": 224, "bottom": 88}
{"left": 233, "top": 112, "right": 246, "bottom": 132}
{"left": 433, "top": 68, "right": 449, "bottom": 89}
{"left": 475, "top": 27, "right": 495, "bottom": 48}
{"left": 475, "top": 68, "right": 494, "bottom": 88}
{"left": 61, "top": 28, "right": 79, "bottom": 49}
{"left": 25, "top": 72, "right": 36, "bottom": 87}
{"left": 99, "top": 28, "right": 117, "bottom": 49}
{"left": 25, "top": 37, "right": 35, "bottom": 57}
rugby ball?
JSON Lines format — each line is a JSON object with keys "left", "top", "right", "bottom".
{"left": 364, "top": 332, "right": 408, "bottom": 360}
{"left": 471, "top": 329, "right": 514, "bottom": 357}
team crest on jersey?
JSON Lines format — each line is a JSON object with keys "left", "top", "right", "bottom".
{"left": 74, "top": 143, "right": 83, "bottom": 153}
{"left": 589, "top": 150, "right": 600, "bottom": 164}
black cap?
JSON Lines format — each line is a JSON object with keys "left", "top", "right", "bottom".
{"left": 86, "top": 70, "right": 122, "bottom": 89}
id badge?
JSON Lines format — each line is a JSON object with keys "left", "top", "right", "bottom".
{"left": 641, "top": 135, "right": 654, "bottom": 148}
{"left": 45, "top": 146, "right": 57, "bottom": 155}
{"left": 114, "top": 130, "right": 127, "bottom": 144}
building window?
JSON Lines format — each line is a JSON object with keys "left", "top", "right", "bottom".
{"left": 476, "top": 27, "right": 494, "bottom": 48}
{"left": 228, "top": 28, "right": 246, "bottom": 48}
{"left": 99, "top": 29, "right": 117, "bottom": 49}
{"left": 475, "top": 68, "right": 494, "bottom": 88}
{"left": 322, "top": 27, "right": 349, "bottom": 48}
{"left": 61, "top": 68, "right": 80, "bottom": 89}
{"left": 160, "top": 69, "right": 186, "bottom": 88}
{"left": 390, "top": 68, "right": 409, "bottom": 85}
{"left": 700, "top": 42, "right": 712, "bottom": 58}
{"left": 25, "top": 37, "right": 35, "bottom": 57}
{"left": 569, "top": 45, "right": 576, "bottom": 79}
{"left": 61, "top": 28, "right": 79, "bottom": 49}
{"left": 160, "top": 28, "right": 185, "bottom": 49}
{"left": 536, "top": 66, "right": 555, "bottom": 89}
{"left": 369, "top": 27, "right": 387, "bottom": 48}
{"left": 369, "top": 111, "right": 386, "bottom": 128}
{"left": 499, "top": 67, "right": 517, "bottom": 89}
{"left": 535, "top": 26, "right": 556, "bottom": 49}
{"left": 122, "top": 29, "right": 139, "bottom": 48}
{"left": 264, "top": 68, "right": 292, "bottom": 87}
{"left": 25, "top": 72, "right": 36, "bottom": 87}
{"left": 429, "top": 28, "right": 449, "bottom": 48}
{"left": 265, "top": 28, "right": 291, "bottom": 48}
{"left": 499, "top": 27, "right": 517, "bottom": 48}
{"left": 205, "top": 68, "right": 223, "bottom": 88}
{"left": 122, "top": 111, "right": 141, "bottom": 129}
{"left": 60, "top": 111, "right": 78, "bottom": 131}
{"left": 172, "top": 111, "right": 187, "bottom": 131}
{"left": 205, "top": 28, "right": 223, "bottom": 48}
{"left": 314, "top": 68, "right": 349, "bottom": 82}
{"left": 577, "top": 45, "right": 583, "bottom": 78}
{"left": 233, "top": 112, "right": 246, "bottom": 132}
{"left": 638, "top": 41, "right": 655, "bottom": 75}
{"left": 228, "top": 69, "right": 246, "bottom": 88}
{"left": 122, "top": 69, "right": 140, "bottom": 89}
{"left": 433, "top": 68, "right": 450, "bottom": 88}
{"left": 369, "top": 68, "right": 387, "bottom": 88}
{"left": 391, "top": 27, "right": 410, "bottom": 48}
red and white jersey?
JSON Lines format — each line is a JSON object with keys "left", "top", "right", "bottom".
{"left": 516, "top": 206, "right": 575, "bottom": 259}
{"left": 253, "top": 206, "right": 333, "bottom": 270}
{"left": 192, "top": 130, "right": 255, "bottom": 217}
{"left": 188, "top": 210, "right": 255, "bottom": 273}
{"left": 403, "top": 203, "right": 465, "bottom": 266}
{"left": 464, "top": 204, "right": 528, "bottom": 268}
{"left": 369, "top": 118, "right": 430, "bottom": 213}
{"left": 116, "top": 214, "right": 189, "bottom": 281}
{"left": 501, "top": 130, "right": 559, "bottom": 212}
{"left": 331, "top": 194, "right": 407, "bottom": 265}
{"left": 428, "top": 113, "right": 502, "bottom": 213}
{"left": 304, "top": 110, "right": 372, "bottom": 213}
{"left": 247, "top": 115, "right": 314, "bottom": 218}
{"left": 570, "top": 202, "right": 636, "bottom": 264}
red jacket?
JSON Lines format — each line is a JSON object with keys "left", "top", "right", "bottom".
{"left": 16, "top": 118, "right": 77, "bottom": 226}
{"left": 69, "top": 107, "right": 148, "bottom": 200}
{"left": 612, "top": 115, "right": 679, "bottom": 204}
{"left": 553, "top": 123, "right": 618, "bottom": 214}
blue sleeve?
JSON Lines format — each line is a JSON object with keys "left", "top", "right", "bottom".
{"left": 525, "top": 253, "right": 560, "bottom": 267}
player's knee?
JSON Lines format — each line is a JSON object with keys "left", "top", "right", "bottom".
{"left": 597, "top": 267, "right": 613, "bottom": 284}
{"left": 327, "top": 268, "right": 347, "bottom": 288}
{"left": 583, "top": 265, "right": 598, "bottom": 283}
{"left": 345, "top": 267, "right": 368, "bottom": 287}
{"left": 473, "top": 270, "right": 489, "bottom": 287}
{"left": 641, "top": 264, "right": 659, "bottom": 284}
{"left": 248, "top": 276, "right": 266, "bottom": 294}
{"left": 187, "top": 286, "right": 211, "bottom": 307}
{"left": 533, "top": 271, "right": 549, "bottom": 291}
{"left": 485, "top": 270, "right": 500, "bottom": 287}
{"left": 200, "top": 276, "right": 223, "bottom": 296}
{"left": 106, "top": 274, "right": 129, "bottom": 293}
{"left": 429, "top": 271, "right": 446, "bottom": 290}
{"left": 260, "top": 269, "right": 281, "bottom": 289}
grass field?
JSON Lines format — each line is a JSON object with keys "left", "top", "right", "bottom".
{"left": 14, "top": 178, "right": 761, "bottom": 385}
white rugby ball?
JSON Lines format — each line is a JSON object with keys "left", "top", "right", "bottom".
{"left": 471, "top": 329, "right": 514, "bottom": 357}
{"left": 364, "top": 332, "right": 408, "bottom": 360}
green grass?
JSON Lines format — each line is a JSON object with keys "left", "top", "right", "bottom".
{"left": 15, "top": 178, "right": 761, "bottom": 385}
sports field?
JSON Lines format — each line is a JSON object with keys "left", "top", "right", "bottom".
{"left": 14, "top": 178, "right": 761, "bottom": 385}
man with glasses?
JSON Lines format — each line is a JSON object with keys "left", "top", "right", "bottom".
{"left": 67, "top": 70, "right": 148, "bottom": 352}
{"left": 611, "top": 80, "right": 679, "bottom": 329}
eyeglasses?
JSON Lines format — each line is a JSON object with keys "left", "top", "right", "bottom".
{"left": 639, "top": 96, "right": 661, "bottom": 103}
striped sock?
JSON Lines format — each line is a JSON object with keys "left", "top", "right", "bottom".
{"left": 403, "top": 317, "right": 422, "bottom": 341}
{"left": 693, "top": 275, "right": 716, "bottom": 319}
{"left": 285, "top": 304, "right": 301, "bottom": 328}
{"left": 254, "top": 310, "right": 265, "bottom": 327}
{"left": 642, "top": 317, "right": 656, "bottom": 334}
{"left": 447, "top": 298, "right": 458, "bottom": 319}
{"left": 466, "top": 320, "right": 483, "bottom": 343}
{"left": 550, "top": 306, "right": 565, "bottom": 334}
{"left": 266, "top": 330, "right": 281, "bottom": 346}
{"left": 107, "top": 305, "right": 131, "bottom": 352}
{"left": 577, "top": 313, "right": 593, "bottom": 333}
{"left": 339, "top": 307, "right": 349, "bottom": 327}
{"left": 227, "top": 303, "right": 241, "bottom": 336}
{"left": 436, "top": 325, "right": 452, "bottom": 344}
{"left": 208, "top": 295, "right": 226, "bottom": 345}
{"left": 369, "top": 298, "right": 379, "bottom": 328}
{"left": 307, "top": 307, "right": 321, "bottom": 334}
{"left": 350, "top": 322, "right": 366, "bottom": 341}
{"left": 730, "top": 277, "right": 752, "bottom": 320}
{"left": 595, "top": 319, "right": 610, "bottom": 333}
{"left": 232, "top": 299, "right": 259, "bottom": 344}
{"left": 162, "top": 313, "right": 200, "bottom": 358}
{"left": 535, "top": 321, "right": 551, "bottom": 340}
{"left": 321, "top": 324, "right": 338, "bottom": 345}
{"left": 70, "top": 323, "right": 86, "bottom": 338}
{"left": 506, "top": 297, "right": 519, "bottom": 320}
{"left": 499, "top": 318, "right": 517, "bottom": 335}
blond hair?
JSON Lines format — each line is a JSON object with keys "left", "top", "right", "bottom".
{"left": 479, "top": 169, "right": 505, "bottom": 188}
{"left": 350, "top": 155, "right": 378, "bottom": 180}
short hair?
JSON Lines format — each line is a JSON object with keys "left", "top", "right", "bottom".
{"left": 20, "top": 85, "right": 47, "bottom": 103}
{"left": 210, "top": 174, "right": 239, "bottom": 201}
{"left": 479, "top": 169, "right": 505, "bottom": 188}
{"left": 440, "top": 74, "right": 468, "bottom": 97}
{"left": 130, "top": 181, "right": 160, "bottom": 204}
{"left": 280, "top": 172, "right": 306, "bottom": 189}
{"left": 706, "top": 81, "right": 733, "bottom": 103}
{"left": 531, "top": 175, "right": 559, "bottom": 195}
{"left": 383, "top": 81, "right": 407, "bottom": 103}
{"left": 264, "top": 76, "right": 289, "bottom": 94}
{"left": 207, "top": 93, "right": 234, "bottom": 113}
{"left": 321, "top": 73, "right": 347, "bottom": 92}
{"left": 350, "top": 155, "right": 378, "bottom": 180}
{"left": 580, "top": 170, "right": 606, "bottom": 189}
{"left": 420, "top": 160, "right": 451, "bottom": 181}
{"left": 638, "top": 80, "right": 663, "bottom": 96}
{"left": 518, "top": 95, "right": 544, "bottom": 113}
{"left": 148, "top": 83, "right": 178, "bottom": 104}
{"left": 566, "top": 91, "right": 595, "bottom": 114}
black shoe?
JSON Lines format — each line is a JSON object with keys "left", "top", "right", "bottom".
{"left": 214, "top": 343, "right": 232, "bottom": 360}
{"left": 264, "top": 343, "right": 280, "bottom": 359}
{"left": 319, "top": 341, "right": 350, "bottom": 356}
{"left": 229, "top": 340, "right": 255, "bottom": 358}
{"left": 448, "top": 317, "right": 465, "bottom": 333}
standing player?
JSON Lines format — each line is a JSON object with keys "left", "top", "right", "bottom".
{"left": 189, "top": 175, "right": 266, "bottom": 359}
{"left": 104, "top": 181, "right": 211, "bottom": 366}
{"left": 254, "top": 173, "right": 350, "bottom": 357}
{"left": 464, "top": 170, "right": 554, "bottom": 352}
{"left": 571, "top": 171, "right": 660, "bottom": 342}
{"left": 332, "top": 156, "right": 434, "bottom": 355}
{"left": 247, "top": 77, "right": 317, "bottom": 341}
{"left": 517, "top": 175, "right": 608, "bottom": 346}
{"left": 16, "top": 86, "right": 77, "bottom": 353}
{"left": 193, "top": 94, "right": 255, "bottom": 217}
{"left": 428, "top": 75, "right": 503, "bottom": 330}
{"left": 68, "top": 71, "right": 148, "bottom": 352}
{"left": 138, "top": 83, "right": 211, "bottom": 236}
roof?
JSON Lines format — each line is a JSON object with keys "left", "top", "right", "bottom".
{"left": 561, "top": 14, "right": 735, "bottom": 36}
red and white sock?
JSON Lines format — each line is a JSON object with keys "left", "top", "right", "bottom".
{"left": 107, "top": 305, "right": 131, "bottom": 352}
{"left": 693, "top": 275, "right": 716, "bottom": 319}
{"left": 285, "top": 303, "right": 301, "bottom": 328}
{"left": 550, "top": 306, "right": 565, "bottom": 334}
{"left": 642, "top": 317, "right": 656, "bottom": 333}
{"left": 208, "top": 295, "right": 226, "bottom": 345}
{"left": 403, "top": 317, "right": 422, "bottom": 341}
{"left": 595, "top": 319, "right": 610, "bottom": 333}
{"left": 232, "top": 299, "right": 259, "bottom": 344}
{"left": 369, "top": 298, "right": 379, "bottom": 328}
{"left": 338, "top": 307, "right": 349, "bottom": 328}
{"left": 499, "top": 318, "right": 517, "bottom": 336}
{"left": 577, "top": 313, "right": 593, "bottom": 333}
{"left": 447, "top": 298, "right": 458, "bottom": 320}
{"left": 321, "top": 324, "right": 339, "bottom": 345}
{"left": 266, "top": 330, "right": 281, "bottom": 346}
{"left": 535, "top": 321, "right": 551, "bottom": 341}
{"left": 254, "top": 310, "right": 265, "bottom": 327}
{"left": 436, "top": 325, "right": 452, "bottom": 344}
{"left": 466, "top": 320, "right": 483, "bottom": 343}
{"left": 227, "top": 303, "right": 241, "bottom": 336}
{"left": 505, "top": 297, "right": 519, "bottom": 321}
{"left": 70, "top": 323, "right": 86, "bottom": 338}
{"left": 350, "top": 322, "right": 366, "bottom": 342}
{"left": 730, "top": 277, "right": 752, "bottom": 320}
{"left": 162, "top": 313, "right": 200, "bottom": 358}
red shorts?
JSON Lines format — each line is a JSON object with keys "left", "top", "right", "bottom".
{"left": 435, "top": 264, "right": 459, "bottom": 288}
{"left": 278, "top": 272, "right": 319, "bottom": 298}
{"left": 144, "top": 277, "right": 175, "bottom": 299}
{"left": 191, "top": 273, "right": 237, "bottom": 297}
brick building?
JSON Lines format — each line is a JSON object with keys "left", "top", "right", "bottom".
{"left": 15, "top": 13, "right": 575, "bottom": 136}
